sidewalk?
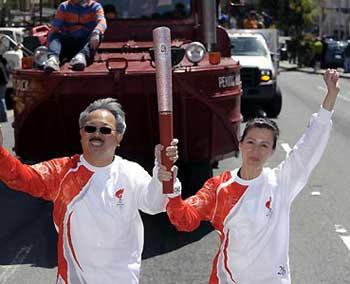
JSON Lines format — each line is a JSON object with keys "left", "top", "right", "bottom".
{"left": 279, "top": 61, "right": 350, "bottom": 79}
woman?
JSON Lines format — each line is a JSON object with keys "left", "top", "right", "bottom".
{"left": 166, "top": 69, "right": 339, "bottom": 284}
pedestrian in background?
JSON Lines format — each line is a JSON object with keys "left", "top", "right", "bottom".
{"left": 287, "top": 38, "right": 297, "bottom": 64}
{"left": 343, "top": 41, "right": 350, "bottom": 73}
{"left": 313, "top": 37, "right": 323, "bottom": 72}
{"left": 166, "top": 69, "right": 340, "bottom": 284}
{"left": 243, "top": 10, "right": 262, "bottom": 29}
{"left": 0, "top": 55, "right": 8, "bottom": 123}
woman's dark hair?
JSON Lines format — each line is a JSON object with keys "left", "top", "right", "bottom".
{"left": 240, "top": 117, "right": 280, "bottom": 149}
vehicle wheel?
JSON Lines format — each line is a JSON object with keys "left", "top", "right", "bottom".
{"left": 178, "top": 160, "right": 213, "bottom": 198}
{"left": 141, "top": 160, "right": 214, "bottom": 259}
{"left": 5, "top": 88, "right": 13, "bottom": 110}
{"left": 267, "top": 85, "right": 282, "bottom": 118}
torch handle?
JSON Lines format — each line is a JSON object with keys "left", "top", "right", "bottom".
{"left": 159, "top": 111, "right": 174, "bottom": 194}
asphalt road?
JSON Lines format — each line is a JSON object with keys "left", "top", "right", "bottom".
{"left": 1, "top": 70, "right": 350, "bottom": 283}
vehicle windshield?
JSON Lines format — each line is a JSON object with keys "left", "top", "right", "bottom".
{"left": 230, "top": 37, "right": 268, "bottom": 56}
{"left": 0, "top": 29, "right": 24, "bottom": 43}
{"left": 100, "top": 0, "right": 191, "bottom": 20}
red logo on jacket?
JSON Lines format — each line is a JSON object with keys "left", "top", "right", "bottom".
{"left": 265, "top": 196, "right": 271, "bottom": 209}
{"left": 115, "top": 189, "right": 124, "bottom": 200}
{"left": 265, "top": 196, "right": 272, "bottom": 217}
{"left": 115, "top": 189, "right": 125, "bottom": 206}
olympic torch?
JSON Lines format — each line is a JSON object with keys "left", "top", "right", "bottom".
{"left": 153, "top": 27, "right": 174, "bottom": 194}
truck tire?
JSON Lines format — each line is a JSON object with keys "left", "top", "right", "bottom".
{"left": 5, "top": 88, "right": 13, "bottom": 110}
{"left": 267, "top": 85, "right": 282, "bottom": 118}
{"left": 142, "top": 160, "right": 214, "bottom": 259}
{"left": 178, "top": 160, "right": 213, "bottom": 198}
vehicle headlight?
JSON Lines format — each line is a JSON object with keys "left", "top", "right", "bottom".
{"left": 33, "top": 46, "right": 48, "bottom": 68}
{"left": 0, "top": 35, "right": 11, "bottom": 55}
{"left": 260, "top": 69, "right": 272, "bottom": 82}
{"left": 235, "top": 72, "right": 241, "bottom": 86}
{"left": 185, "top": 42, "right": 206, "bottom": 64}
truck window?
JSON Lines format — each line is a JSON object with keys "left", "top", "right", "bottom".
{"left": 101, "top": 0, "right": 191, "bottom": 20}
{"left": 0, "top": 30, "right": 14, "bottom": 39}
{"left": 231, "top": 37, "right": 268, "bottom": 56}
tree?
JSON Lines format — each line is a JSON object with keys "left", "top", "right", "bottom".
{"left": 258, "top": 0, "right": 315, "bottom": 36}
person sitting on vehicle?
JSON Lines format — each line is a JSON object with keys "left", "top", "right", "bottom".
{"left": 0, "top": 98, "right": 180, "bottom": 284}
{"left": 44, "top": 0, "right": 107, "bottom": 72}
{"left": 165, "top": 69, "right": 340, "bottom": 284}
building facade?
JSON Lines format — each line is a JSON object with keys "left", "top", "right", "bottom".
{"left": 319, "top": 0, "right": 350, "bottom": 39}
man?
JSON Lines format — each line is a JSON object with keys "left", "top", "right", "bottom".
{"left": 0, "top": 98, "right": 179, "bottom": 284}
{"left": 44, "top": 0, "right": 107, "bottom": 72}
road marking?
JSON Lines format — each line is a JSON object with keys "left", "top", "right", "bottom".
{"left": 0, "top": 244, "right": 33, "bottom": 284}
{"left": 334, "top": 224, "right": 350, "bottom": 251}
{"left": 340, "top": 236, "right": 350, "bottom": 251}
{"left": 311, "top": 191, "right": 321, "bottom": 196}
{"left": 335, "top": 224, "right": 347, "bottom": 234}
{"left": 317, "top": 86, "right": 350, "bottom": 102}
{"left": 280, "top": 143, "right": 292, "bottom": 154}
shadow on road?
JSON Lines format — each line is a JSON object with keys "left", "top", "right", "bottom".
{"left": 142, "top": 213, "right": 213, "bottom": 259}
{"left": 0, "top": 202, "right": 58, "bottom": 268}
{"left": 0, "top": 181, "right": 213, "bottom": 267}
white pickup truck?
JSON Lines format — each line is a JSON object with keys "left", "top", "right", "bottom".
{"left": 228, "top": 29, "right": 282, "bottom": 118}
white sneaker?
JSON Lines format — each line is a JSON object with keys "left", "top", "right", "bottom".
{"left": 70, "top": 53, "right": 87, "bottom": 71}
{"left": 44, "top": 56, "right": 60, "bottom": 72}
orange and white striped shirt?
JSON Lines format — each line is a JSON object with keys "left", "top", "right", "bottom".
{"left": 48, "top": 0, "right": 106, "bottom": 41}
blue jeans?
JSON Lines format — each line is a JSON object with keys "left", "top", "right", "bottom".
{"left": 0, "top": 84, "right": 7, "bottom": 122}
{"left": 48, "top": 33, "right": 95, "bottom": 64}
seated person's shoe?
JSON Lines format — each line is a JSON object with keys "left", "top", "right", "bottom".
{"left": 70, "top": 53, "right": 87, "bottom": 71}
{"left": 44, "top": 56, "right": 60, "bottom": 73}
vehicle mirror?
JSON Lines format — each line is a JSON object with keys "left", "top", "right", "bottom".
{"left": 0, "top": 34, "right": 11, "bottom": 54}
{"left": 270, "top": 51, "right": 275, "bottom": 59}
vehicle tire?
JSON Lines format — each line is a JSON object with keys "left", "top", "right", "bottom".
{"left": 178, "top": 160, "right": 213, "bottom": 198}
{"left": 5, "top": 88, "right": 13, "bottom": 110}
{"left": 141, "top": 160, "right": 214, "bottom": 259}
{"left": 267, "top": 85, "right": 282, "bottom": 118}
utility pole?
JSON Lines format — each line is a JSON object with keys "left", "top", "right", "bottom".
{"left": 345, "top": 0, "right": 350, "bottom": 39}
{"left": 338, "top": 0, "right": 342, "bottom": 40}
{"left": 319, "top": 0, "right": 324, "bottom": 38}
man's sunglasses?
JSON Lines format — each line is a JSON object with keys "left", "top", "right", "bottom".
{"left": 82, "top": 125, "right": 116, "bottom": 135}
